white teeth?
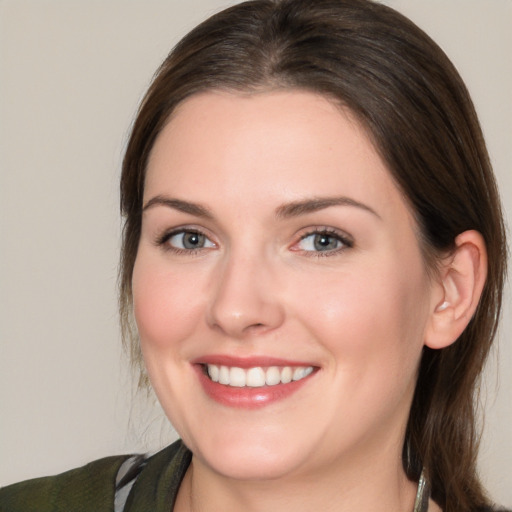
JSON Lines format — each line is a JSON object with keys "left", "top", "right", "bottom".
{"left": 206, "top": 364, "right": 314, "bottom": 388}
{"left": 292, "top": 366, "right": 314, "bottom": 381}
{"left": 265, "top": 366, "right": 281, "bottom": 386}
{"left": 247, "top": 367, "right": 266, "bottom": 387}
{"left": 208, "top": 364, "right": 220, "bottom": 382}
{"left": 292, "top": 367, "right": 305, "bottom": 381}
{"left": 218, "top": 365, "right": 230, "bottom": 385}
{"left": 292, "top": 367, "right": 306, "bottom": 381}
{"left": 230, "top": 367, "right": 246, "bottom": 387}
{"left": 281, "top": 366, "right": 292, "bottom": 384}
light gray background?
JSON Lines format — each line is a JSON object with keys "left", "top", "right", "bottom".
{"left": 0, "top": 0, "right": 510, "bottom": 506}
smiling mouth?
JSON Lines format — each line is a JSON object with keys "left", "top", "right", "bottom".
{"left": 203, "top": 364, "right": 315, "bottom": 388}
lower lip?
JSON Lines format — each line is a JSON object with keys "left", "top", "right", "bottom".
{"left": 194, "top": 365, "right": 315, "bottom": 409}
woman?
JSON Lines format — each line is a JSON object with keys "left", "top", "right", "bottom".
{"left": 0, "top": 1, "right": 508, "bottom": 511}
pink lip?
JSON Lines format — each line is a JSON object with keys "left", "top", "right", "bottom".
{"left": 192, "top": 355, "right": 318, "bottom": 409}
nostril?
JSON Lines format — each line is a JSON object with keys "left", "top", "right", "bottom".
{"left": 245, "top": 322, "right": 266, "bottom": 332}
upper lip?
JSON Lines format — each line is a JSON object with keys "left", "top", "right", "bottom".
{"left": 191, "top": 355, "right": 317, "bottom": 368}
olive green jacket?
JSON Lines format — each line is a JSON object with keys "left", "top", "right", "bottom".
{"left": 0, "top": 440, "right": 191, "bottom": 512}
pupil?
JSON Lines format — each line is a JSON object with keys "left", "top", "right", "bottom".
{"left": 314, "top": 234, "right": 337, "bottom": 251}
{"left": 184, "top": 232, "right": 204, "bottom": 249}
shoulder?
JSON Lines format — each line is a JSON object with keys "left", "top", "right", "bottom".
{"left": 122, "top": 440, "right": 191, "bottom": 511}
{"left": 0, "top": 454, "right": 132, "bottom": 512}
{"left": 0, "top": 440, "right": 191, "bottom": 512}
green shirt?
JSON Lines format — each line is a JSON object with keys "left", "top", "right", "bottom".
{"left": 0, "top": 440, "right": 191, "bottom": 512}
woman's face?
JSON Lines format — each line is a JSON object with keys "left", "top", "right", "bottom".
{"left": 132, "top": 91, "right": 438, "bottom": 480}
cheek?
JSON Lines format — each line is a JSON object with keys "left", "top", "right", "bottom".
{"left": 291, "top": 257, "right": 430, "bottom": 369}
{"left": 131, "top": 254, "right": 204, "bottom": 352}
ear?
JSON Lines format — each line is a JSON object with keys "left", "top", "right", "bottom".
{"left": 424, "top": 230, "right": 488, "bottom": 350}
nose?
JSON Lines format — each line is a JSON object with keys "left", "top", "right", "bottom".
{"left": 206, "top": 251, "right": 285, "bottom": 339}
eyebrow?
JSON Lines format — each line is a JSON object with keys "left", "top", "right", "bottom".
{"left": 142, "top": 195, "right": 214, "bottom": 219}
{"left": 275, "top": 197, "right": 381, "bottom": 220}
{"left": 142, "top": 195, "right": 380, "bottom": 221}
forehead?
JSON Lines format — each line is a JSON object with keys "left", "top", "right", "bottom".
{"left": 147, "top": 90, "right": 369, "bottom": 178}
{"left": 144, "top": 90, "right": 412, "bottom": 226}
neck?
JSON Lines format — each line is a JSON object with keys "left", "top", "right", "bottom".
{"left": 175, "top": 439, "right": 418, "bottom": 512}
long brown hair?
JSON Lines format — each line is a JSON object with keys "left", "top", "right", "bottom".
{"left": 119, "top": 1, "right": 508, "bottom": 510}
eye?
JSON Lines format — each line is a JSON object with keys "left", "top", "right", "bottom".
{"left": 162, "top": 229, "right": 216, "bottom": 251}
{"left": 295, "top": 230, "right": 352, "bottom": 254}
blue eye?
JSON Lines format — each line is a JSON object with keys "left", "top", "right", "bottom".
{"left": 166, "top": 230, "right": 215, "bottom": 250}
{"left": 297, "top": 231, "right": 351, "bottom": 253}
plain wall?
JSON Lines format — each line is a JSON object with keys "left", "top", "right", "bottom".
{"left": 0, "top": 0, "right": 510, "bottom": 506}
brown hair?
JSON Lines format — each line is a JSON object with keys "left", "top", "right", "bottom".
{"left": 119, "top": 1, "right": 508, "bottom": 510}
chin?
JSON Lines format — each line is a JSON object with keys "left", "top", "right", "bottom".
{"left": 187, "top": 432, "right": 310, "bottom": 481}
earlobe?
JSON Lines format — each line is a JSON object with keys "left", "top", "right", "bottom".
{"left": 424, "top": 230, "right": 487, "bottom": 350}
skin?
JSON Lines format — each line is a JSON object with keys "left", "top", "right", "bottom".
{"left": 132, "top": 90, "right": 446, "bottom": 512}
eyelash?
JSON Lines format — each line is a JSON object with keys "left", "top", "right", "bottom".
{"left": 293, "top": 228, "right": 354, "bottom": 257}
{"left": 155, "top": 227, "right": 354, "bottom": 257}
{"left": 155, "top": 228, "right": 216, "bottom": 255}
